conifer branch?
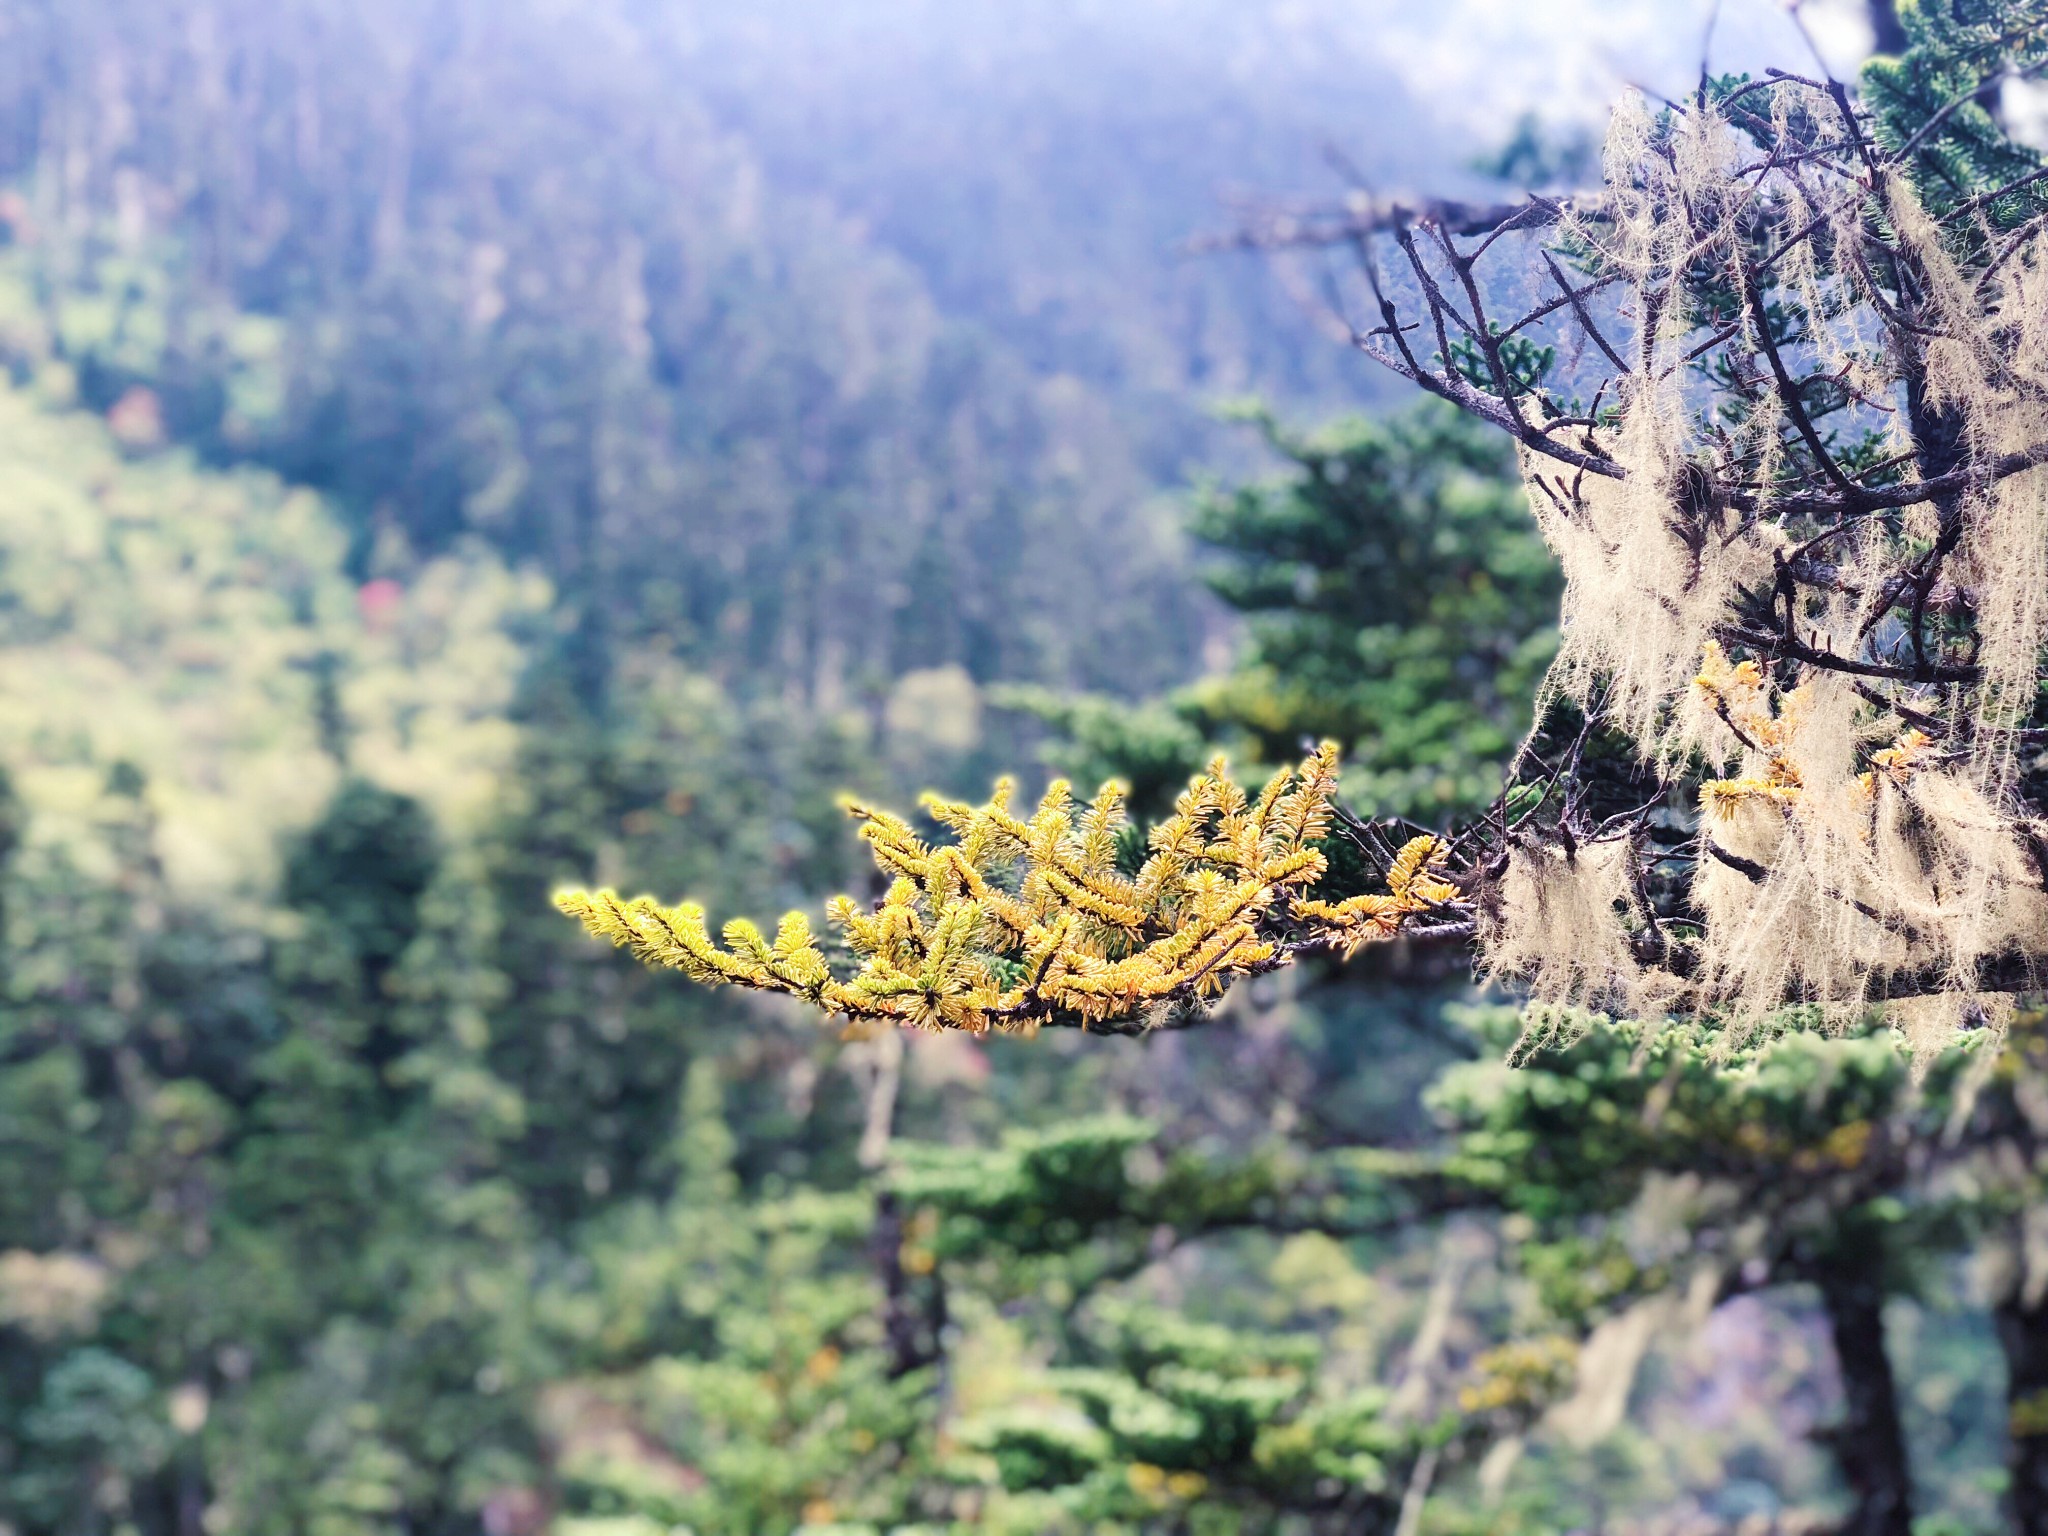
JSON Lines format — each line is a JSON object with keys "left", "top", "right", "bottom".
{"left": 558, "top": 745, "right": 1459, "bottom": 1034}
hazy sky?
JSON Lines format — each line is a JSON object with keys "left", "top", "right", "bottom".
{"left": 670, "top": 0, "right": 1894, "bottom": 411}
{"left": 1375, "top": 0, "right": 1875, "bottom": 131}
{"left": 687, "top": 0, "right": 1885, "bottom": 175}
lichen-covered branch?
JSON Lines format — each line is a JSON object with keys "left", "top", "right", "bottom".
{"left": 1191, "top": 10, "right": 2048, "bottom": 1032}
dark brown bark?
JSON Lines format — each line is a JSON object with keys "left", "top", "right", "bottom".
{"left": 1817, "top": 1273, "right": 1914, "bottom": 1536}
{"left": 871, "top": 1188, "right": 945, "bottom": 1378}
{"left": 1999, "top": 1292, "right": 2048, "bottom": 1535}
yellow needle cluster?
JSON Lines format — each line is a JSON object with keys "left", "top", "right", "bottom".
{"left": 556, "top": 743, "right": 1453, "bottom": 1034}
{"left": 1693, "top": 643, "right": 1936, "bottom": 820}
{"left": 1863, "top": 730, "right": 1935, "bottom": 793}
{"left": 1694, "top": 642, "right": 1807, "bottom": 820}
{"left": 1294, "top": 832, "right": 1459, "bottom": 956}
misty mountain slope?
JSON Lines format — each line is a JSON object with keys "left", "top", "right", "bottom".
{"left": 673, "top": 0, "right": 1448, "bottom": 424}
{"left": 668, "top": 0, "right": 1878, "bottom": 432}
{"left": 0, "top": 0, "right": 1224, "bottom": 698}
{"left": 0, "top": 0, "right": 1889, "bottom": 701}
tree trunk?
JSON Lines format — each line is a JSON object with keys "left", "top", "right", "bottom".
{"left": 1866, "top": 0, "right": 1907, "bottom": 56}
{"left": 1817, "top": 1274, "right": 1914, "bottom": 1536}
{"left": 1999, "top": 1291, "right": 2048, "bottom": 1535}
{"left": 858, "top": 1030, "right": 943, "bottom": 1379}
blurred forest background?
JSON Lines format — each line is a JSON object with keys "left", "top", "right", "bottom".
{"left": 0, "top": 2, "right": 2024, "bottom": 1534}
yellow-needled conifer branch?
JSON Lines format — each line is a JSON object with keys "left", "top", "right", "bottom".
{"left": 556, "top": 743, "right": 1456, "bottom": 1035}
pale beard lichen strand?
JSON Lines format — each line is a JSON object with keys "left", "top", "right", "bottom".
{"left": 1488, "top": 89, "right": 2048, "bottom": 1033}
